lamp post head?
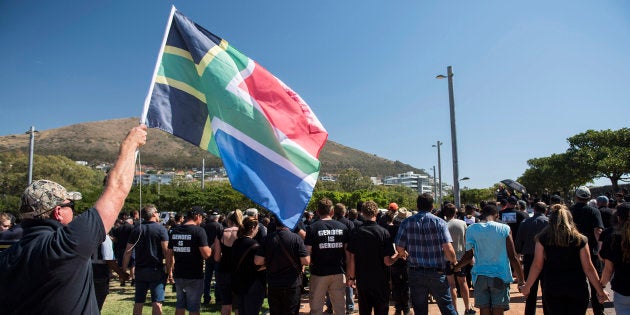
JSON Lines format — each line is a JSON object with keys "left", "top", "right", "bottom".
{"left": 460, "top": 177, "right": 470, "bottom": 181}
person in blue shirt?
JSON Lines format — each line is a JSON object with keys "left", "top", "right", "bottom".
{"left": 454, "top": 203, "right": 525, "bottom": 315}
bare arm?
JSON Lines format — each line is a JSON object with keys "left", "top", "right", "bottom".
{"left": 107, "top": 260, "right": 129, "bottom": 281}
{"left": 254, "top": 255, "right": 265, "bottom": 266}
{"left": 199, "top": 245, "right": 212, "bottom": 260}
{"left": 594, "top": 227, "right": 603, "bottom": 242}
{"left": 506, "top": 232, "right": 525, "bottom": 285}
{"left": 213, "top": 238, "right": 222, "bottom": 262}
{"left": 580, "top": 244, "right": 608, "bottom": 302}
{"left": 384, "top": 250, "right": 399, "bottom": 267}
{"left": 442, "top": 242, "right": 457, "bottom": 265}
{"left": 395, "top": 245, "right": 409, "bottom": 260}
{"left": 300, "top": 255, "right": 310, "bottom": 266}
{"left": 600, "top": 258, "right": 614, "bottom": 287}
{"left": 165, "top": 248, "right": 174, "bottom": 283}
{"left": 520, "top": 241, "right": 544, "bottom": 297}
{"left": 454, "top": 249, "right": 474, "bottom": 271}
{"left": 94, "top": 125, "right": 147, "bottom": 233}
{"left": 345, "top": 251, "right": 356, "bottom": 288}
{"left": 122, "top": 243, "right": 134, "bottom": 272}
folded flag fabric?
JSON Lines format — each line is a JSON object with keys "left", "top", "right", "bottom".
{"left": 141, "top": 7, "right": 328, "bottom": 229}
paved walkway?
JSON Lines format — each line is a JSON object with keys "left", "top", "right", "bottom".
{"left": 299, "top": 283, "right": 617, "bottom": 314}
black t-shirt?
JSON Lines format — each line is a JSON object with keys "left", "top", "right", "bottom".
{"left": 112, "top": 222, "right": 134, "bottom": 252}
{"left": 598, "top": 207, "right": 614, "bottom": 229}
{"left": 130, "top": 221, "right": 169, "bottom": 269}
{"left": 599, "top": 227, "right": 630, "bottom": 296}
{"left": 168, "top": 224, "right": 208, "bottom": 279}
{"left": 204, "top": 221, "right": 223, "bottom": 248}
{"left": 305, "top": 219, "right": 349, "bottom": 276}
{"left": 231, "top": 236, "right": 264, "bottom": 294}
{"left": 347, "top": 221, "right": 395, "bottom": 291}
{"left": 0, "top": 208, "right": 105, "bottom": 314}
{"left": 570, "top": 203, "right": 604, "bottom": 256}
{"left": 539, "top": 233, "right": 589, "bottom": 298}
{"left": 257, "top": 229, "right": 308, "bottom": 288}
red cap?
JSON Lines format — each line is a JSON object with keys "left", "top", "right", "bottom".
{"left": 388, "top": 202, "right": 399, "bottom": 211}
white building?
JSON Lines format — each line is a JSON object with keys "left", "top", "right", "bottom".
{"left": 382, "top": 171, "right": 433, "bottom": 194}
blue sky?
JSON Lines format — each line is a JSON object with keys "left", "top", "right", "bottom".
{"left": 1, "top": 1, "right": 629, "bottom": 189}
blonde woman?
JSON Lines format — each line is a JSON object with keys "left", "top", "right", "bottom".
{"left": 519, "top": 204, "right": 608, "bottom": 314}
{"left": 213, "top": 210, "right": 243, "bottom": 315}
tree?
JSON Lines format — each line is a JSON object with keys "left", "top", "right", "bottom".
{"left": 567, "top": 128, "right": 630, "bottom": 192}
{"left": 518, "top": 152, "right": 594, "bottom": 199}
{"left": 336, "top": 168, "right": 373, "bottom": 192}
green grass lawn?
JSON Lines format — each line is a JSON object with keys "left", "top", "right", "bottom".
{"left": 101, "top": 281, "right": 269, "bottom": 315}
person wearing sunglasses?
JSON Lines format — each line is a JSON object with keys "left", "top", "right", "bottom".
{"left": 0, "top": 125, "right": 147, "bottom": 315}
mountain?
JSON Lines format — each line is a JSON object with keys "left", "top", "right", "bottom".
{"left": 0, "top": 118, "right": 426, "bottom": 177}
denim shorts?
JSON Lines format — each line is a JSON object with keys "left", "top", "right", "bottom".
{"left": 134, "top": 267, "right": 166, "bottom": 303}
{"left": 174, "top": 278, "right": 204, "bottom": 312}
{"left": 473, "top": 275, "right": 510, "bottom": 310}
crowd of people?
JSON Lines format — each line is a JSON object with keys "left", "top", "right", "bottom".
{"left": 0, "top": 125, "right": 629, "bottom": 315}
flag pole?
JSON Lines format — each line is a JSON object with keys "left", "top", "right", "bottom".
{"left": 140, "top": 5, "right": 177, "bottom": 125}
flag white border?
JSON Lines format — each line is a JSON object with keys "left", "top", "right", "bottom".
{"left": 140, "top": 5, "right": 177, "bottom": 124}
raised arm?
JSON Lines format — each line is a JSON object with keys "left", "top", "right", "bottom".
{"left": 94, "top": 125, "right": 147, "bottom": 232}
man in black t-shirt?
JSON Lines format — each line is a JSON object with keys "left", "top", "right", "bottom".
{"left": 570, "top": 186, "right": 605, "bottom": 315}
{"left": 0, "top": 125, "right": 147, "bottom": 314}
{"left": 255, "top": 217, "right": 309, "bottom": 315}
{"left": 112, "top": 217, "right": 135, "bottom": 286}
{"left": 166, "top": 206, "right": 211, "bottom": 315}
{"left": 305, "top": 198, "right": 350, "bottom": 315}
{"left": 346, "top": 201, "right": 398, "bottom": 315}
{"left": 202, "top": 211, "right": 223, "bottom": 304}
{"left": 124, "top": 204, "right": 170, "bottom": 315}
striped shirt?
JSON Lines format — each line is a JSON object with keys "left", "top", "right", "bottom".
{"left": 395, "top": 211, "right": 452, "bottom": 269}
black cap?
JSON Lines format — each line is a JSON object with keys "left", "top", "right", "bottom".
{"left": 188, "top": 206, "right": 206, "bottom": 218}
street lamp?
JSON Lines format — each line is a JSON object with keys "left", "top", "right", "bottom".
{"left": 432, "top": 165, "right": 437, "bottom": 200}
{"left": 25, "top": 126, "right": 38, "bottom": 185}
{"left": 432, "top": 141, "right": 443, "bottom": 205}
{"left": 436, "top": 66, "right": 461, "bottom": 208}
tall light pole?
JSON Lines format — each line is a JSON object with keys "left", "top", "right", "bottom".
{"left": 26, "top": 126, "right": 38, "bottom": 185}
{"left": 432, "top": 165, "right": 437, "bottom": 201}
{"left": 432, "top": 141, "right": 443, "bottom": 206}
{"left": 437, "top": 66, "right": 461, "bottom": 208}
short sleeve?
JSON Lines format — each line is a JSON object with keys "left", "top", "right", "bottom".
{"left": 197, "top": 227, "right": 208, "bottom": 247}
{"left": 160, "top": 225, "right": 169, "bottom": 242}
{"left": 65, "top": 208, "right": 106, "bottom": 258}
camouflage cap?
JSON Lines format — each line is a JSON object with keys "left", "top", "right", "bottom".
{"left": 21, "top": 180, "right": 82, "bottom": 217}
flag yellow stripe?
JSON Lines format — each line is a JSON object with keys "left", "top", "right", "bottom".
{"left": 196, "top": 39, "right": 229, "bottom": 76}
{"left": 199, "top": 116, "right": 213, "bottom": 150}
{"left": 155, "top": 75, "right": 206, "bottom": 103}
{"left": 164, "top": 46, "right": 194, "bottom": 62}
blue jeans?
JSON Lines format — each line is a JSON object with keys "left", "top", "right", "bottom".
{"left": 408, "top": 268, "right": 457, "bottom": 315}
{"left": 614, "top": 291, "right": 630, "bottom": 315}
